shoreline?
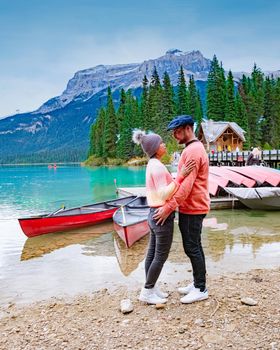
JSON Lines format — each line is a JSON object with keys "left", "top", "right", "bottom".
{"left": 0, "top": 162, "right": 81, "bottom": 166}
{"left": 1, "top": 267, "right": 279, "bottom": 349}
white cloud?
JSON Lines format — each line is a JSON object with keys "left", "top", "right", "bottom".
{"left": 0, "top": 29, "right": 170, "bottom": 116}
{"left": 0, "top": 77, "right": 62, "bottom": 117}
{"left": 0, "top": 26, "right": 279, "bottom": 117}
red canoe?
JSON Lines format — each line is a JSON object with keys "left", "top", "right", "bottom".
{"left": 19, "top": 196, "right": 137, "bottom": 238}
{"left": 210, "top": 166, "right": 255, "bottom": 187}
{"left": 226, "top": 166, "right": 268, "bottom": 185}
{"left": 113, "top": 196, "right": 150, "bottom": 248}
{"left": 208, "top": 174, "right": 229, "bottom": 196}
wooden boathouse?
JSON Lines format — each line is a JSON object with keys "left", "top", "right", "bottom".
{"left": 197, "top": 120, "right": 246, "bottom": 153}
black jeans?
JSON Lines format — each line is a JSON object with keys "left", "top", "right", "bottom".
{"left": 178, "top": 213, "right": 206, "bottom": 291}
{"left": 144, "top": 208, "right": 175, "bottom": 289}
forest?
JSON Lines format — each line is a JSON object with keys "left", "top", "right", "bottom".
{"left": 87, "top": 55, "right": 280, "bottom": 164}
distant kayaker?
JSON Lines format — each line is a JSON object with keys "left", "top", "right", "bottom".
{"left": 153, "top": 115, "right": 210, "bottom": 304}
{"left": 133, "top": 129, "right": 195, "bottom": 305}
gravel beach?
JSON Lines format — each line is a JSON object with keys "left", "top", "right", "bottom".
{"left": 1, "top": 268, "right": 279, "bottom": 350}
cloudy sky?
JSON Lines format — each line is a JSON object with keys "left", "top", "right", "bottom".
{"left": 0, "top": 0, "right": 279, "bottom": 116}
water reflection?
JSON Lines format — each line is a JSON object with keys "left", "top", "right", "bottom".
{"left": 113, "top": 233, "right": 148, "bottom": 276}
{"left": 19, "top": 210, "right": 280, "bottom": 272}
{"left": 0, "top": 210, "right": 279, "bottom": 307}
{"left": 21, "top": 224, "right": 149, "bottom": 277}
{"left": 21, "top": 222, "right": 115, "bottom": 261}
{"left": 202, "top": 210, "right": 280, "bottom": 262}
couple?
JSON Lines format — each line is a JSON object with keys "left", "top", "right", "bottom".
{"left": 133, "top": 115, "right": 210, "bottom": 305}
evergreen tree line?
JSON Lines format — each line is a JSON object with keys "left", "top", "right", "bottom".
{"left": 0, "top": 148, "right": 86, "bottom": 164}
{"left": 88, "top": 57, "right": 280, "bottom": 162}
{"left": 88, "top": 66, "right": 204, "bottom": 160}
{"left": 207, "top": 56, "right": 280, "bottom": 149}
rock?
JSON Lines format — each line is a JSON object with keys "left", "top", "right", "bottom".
{"left": 194, "top": 318, "right": 204, "bottom": 326}
{"left": 120, "top": 299, "right": 134, "bottom": 314}
{"left": 251, "top": 276, "right": 263, "bottom": 283}
{"left": 121, "top": 319, "right": 130, "bottom": 325}
{"left": 241, "top": 297, "right": 258, "bottom": 306}
{"left": 155, "top": 304, "right": 165, "bottom": 310}
{"left": 202, "top": 332, "right": 224, "bottom": 344}
{"left": 225, "top": 324, "right": 236, "bottom": 332}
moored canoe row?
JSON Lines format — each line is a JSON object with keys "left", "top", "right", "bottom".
{"left": 209, "top": 166, "right": 280, "bottom": 196}
{"left": 19, "top": 196, "right": 137, "bottom": 238}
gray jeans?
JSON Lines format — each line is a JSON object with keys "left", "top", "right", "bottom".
{"left": 144, "top": 208, "right": 175, "bottom": 289}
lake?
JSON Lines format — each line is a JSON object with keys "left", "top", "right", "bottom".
{"left": 0, "top": 165, "right": 279, "bottom": 307}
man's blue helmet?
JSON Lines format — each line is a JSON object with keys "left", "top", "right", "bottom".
{"left": 167, "top": 115, "right": 194, "bottom": 131}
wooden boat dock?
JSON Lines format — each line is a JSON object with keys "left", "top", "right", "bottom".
{"left": 209, "top": 149, "right": 280, "bottom": 168}
{"left": 116, "top": 187, "right": 243, "bottom": 210}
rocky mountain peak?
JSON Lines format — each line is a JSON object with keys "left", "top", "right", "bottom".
{"left": 37, "top": 49, "right": 211, "bottom": 114}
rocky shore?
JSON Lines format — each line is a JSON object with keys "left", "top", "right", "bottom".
{"left": 1, "top": 268, "right": 279, "bottom": 350}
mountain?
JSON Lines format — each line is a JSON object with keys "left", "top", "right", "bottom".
{"left": 0, "top": 49, "right": 278, "bottom": 163}
{"left": 0, "top": 49, "right": 213, "bottom": 163}
{"left": 36, "top": 49, "right": 211, "bottom": 115}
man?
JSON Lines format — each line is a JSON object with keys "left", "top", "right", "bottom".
{"left": 153, "top": 115, "right": 210, "bottom": 304}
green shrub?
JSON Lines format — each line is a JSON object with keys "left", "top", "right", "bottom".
{"left": 83, "top": 156, "right": 105, "bottom": 166}
{"left": 263, "top": 142, "right": 273, "bottom": 150}
{"left": 126, "top": 157, "right": 148, "bottom": 166}
{"left": 107, "top": 158, "right": 125, "bottom": 166}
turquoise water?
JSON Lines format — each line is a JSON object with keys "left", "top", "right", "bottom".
{"left": 0, "top": 165, "right": 146, "bottom": 219}
{"left": 0, "top": 165, "right": 279, "bottom": 307}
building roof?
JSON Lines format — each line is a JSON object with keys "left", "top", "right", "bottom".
{"left": 200, "top": 121, "right": 246, "bottom": 142}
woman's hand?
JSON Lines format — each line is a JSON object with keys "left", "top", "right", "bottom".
{"left": 180, "top": 159, "right": 195, "bottom": 177}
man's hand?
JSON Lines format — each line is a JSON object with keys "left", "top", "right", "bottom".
{"left": 153, "top": 206, "right": 171, "bottom": 226}
{"left": 180, "top": 159, "right": 195, "bottom": 177}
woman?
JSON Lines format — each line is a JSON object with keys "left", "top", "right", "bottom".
{"left": 246, "top": 147, "right": 261, "bottom": 165}
{"left": 133, "top": 130, "right": 194, "bottom": 304}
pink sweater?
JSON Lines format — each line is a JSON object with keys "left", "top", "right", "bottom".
{"left": 146, "top": 158, "right": 184, "bottom": 207}
{"left": 165, "top": 140, "right": 210, "bottom": 215}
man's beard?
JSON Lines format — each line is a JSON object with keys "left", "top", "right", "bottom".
{"left": 178, "top": 136, "right": 188, "bottom": 144}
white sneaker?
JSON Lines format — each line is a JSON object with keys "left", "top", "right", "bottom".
{"left": 153, "top": 286, "right": 169, "bottom": 299}
{"left": 178, "top": 282, "right": 194, "bottom": 295}
{"left": 180, "top": 288, "right": 208, "bottom": 304}
{"left": 139, "top": 287, "right": 167, "bottom": 304}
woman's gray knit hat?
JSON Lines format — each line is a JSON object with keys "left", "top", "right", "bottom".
{"left": 132, "top": 129, "right": 162, "bottom": 157}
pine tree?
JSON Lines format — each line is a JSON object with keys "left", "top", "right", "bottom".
{"left": 94, "top": 108, "right": 106, "bottom": 157}
{"left": 117, "top": 91, "right": 136, "bottom": 159}
{"left": 117, "top": 88, "right": 126, "bottom": 130}
{"left": 261, "top": 77, "right": 274, "bottom": 146}
{"left": 235, "top": 91, "right": 248, "bottom": 133}
{"left": 271, "top": 77, "right": 280, "bottom": 148}
{"left": 206, "top": 55, "right": 226, "bottom": 120}
{"left": 189, "top": 75, "right": 197, "bottom": 118}
{"left": 162, "top": 71, "right": 175, "bottom": 129}
{"left": 195, "top": 92, "right": 203, "bottom": 130}
{"left": 140, "top": 75, "right": 149, "bottom": 129}
{"left": 177, "top": 66, "right": 189, "bottom": 115}
{"left": 147, "top": 67, "right": 162, "bottom": 132}
{"left": 248, "top": 64, "right": 264, "bottom": 146}
{"left": 103, "top": 87, "right": 118, "bottom": 158}
{"left": 88, "top": 123, "right": 96, "bottom": 157}
{"left": 225, "top": 70, "right": 236, "bottom": 122}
